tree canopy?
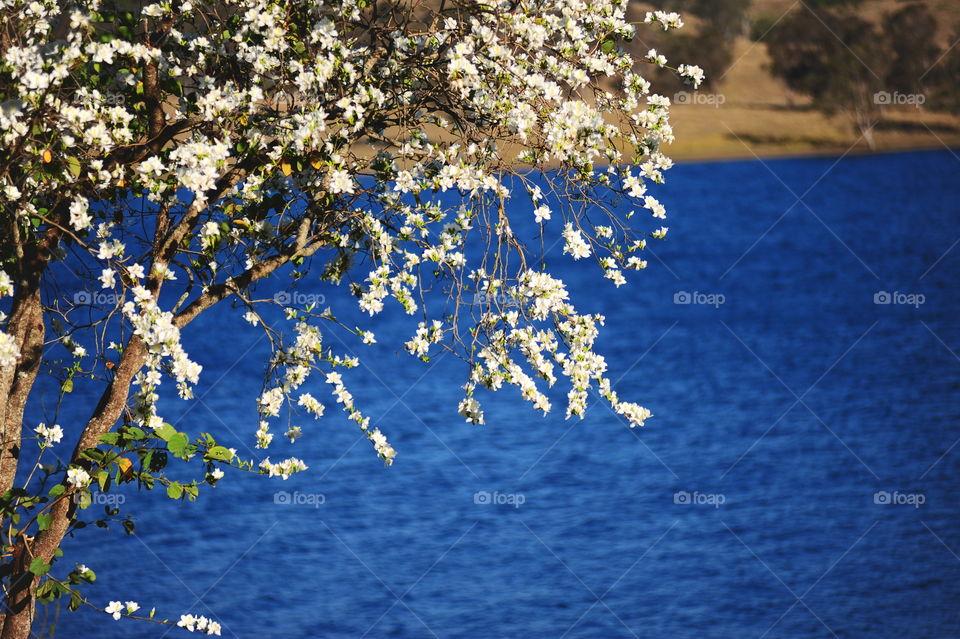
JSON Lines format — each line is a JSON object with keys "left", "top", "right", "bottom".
{"left": 0, "top": 1, "right": 701, "bottom": 636}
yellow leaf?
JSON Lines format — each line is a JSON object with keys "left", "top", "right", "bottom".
{"left": 309, "top": 155, "right": 322, "bottom": 170}
{"left": 41, "top": 149, "right": 52, "bottom": 163}
{"left": 116, "top": 457, "right": 134, "bottom": 482}
{"left": 280, "top": 159, "right": 293, "bottom": 176}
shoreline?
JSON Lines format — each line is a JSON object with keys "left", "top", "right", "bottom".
{"left": 669, "top": 140, "right": 960, "bottom": 165}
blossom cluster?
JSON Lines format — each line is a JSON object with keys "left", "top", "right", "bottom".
{"left": 105, "top": 600, "right": 139, "bottom": 621}
{"left": 104, "top": 600, "right": 222, "bottom": 635}
{"left": 34, "top": 423, "right": 64, "bottom": 447}
{"left": 177, "top": 613, "right": 222, "bottom": 635}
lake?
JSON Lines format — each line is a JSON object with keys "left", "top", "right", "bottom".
{"left": 53, "top": 149, "right": 960, "bottom": 638}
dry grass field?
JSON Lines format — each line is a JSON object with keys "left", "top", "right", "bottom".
{"left": 664, "top": 1, "right": 960, "bottom": 162}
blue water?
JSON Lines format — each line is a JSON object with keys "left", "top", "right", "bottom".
{"left": 50, "top": 149, "right": 960, "bottom": 638}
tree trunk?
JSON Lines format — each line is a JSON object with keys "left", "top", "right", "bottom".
{"left": 0, "top": 338, "right": 147, "bottom": 639}
{"left": 860, "top": 121, "right": 876, "bottom": 150}
{"left": 0, "top": 269, "right": 46, "bottom": 499}
{"left": 0, "top": 285, "right": 44, "bottom": 498}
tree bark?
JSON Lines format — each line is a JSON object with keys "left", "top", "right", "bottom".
{"left": 0, "top": 336, "right": 146, "bottom": 639}
{"left": 0, "top": 231, "right": 53, "bottom": 498}
{"left": 0, "top": 286, "right": 43, "bottom": 499}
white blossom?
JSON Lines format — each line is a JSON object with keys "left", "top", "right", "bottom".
{"left": 328, "top": 169, "right": 354, "bottom": 194}
{"left": 562, "top": 224, "right": 591, "bottom": 260}
{"left": 34, "top": 423, "right": 64, "bottom": 446}
{"left": 0, "top": 331, "right": 19, "bottom": 369}
{"left": 678, "top": 64, "right": 705, "bottom": 88}
{"left": 69, "top": 198, "right": 92, "bottom": 231}
{"left": 66, "top": 467, "right": 91, "bottom": 489}
{"left": 99, "top": 268, "right": 116, "bottom": 289}
{"left": 105, "top": 601, "right": 124, "bottom": 621}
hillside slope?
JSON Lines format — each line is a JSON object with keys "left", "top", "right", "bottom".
{"left": 665, "top": 2, "right": 960, "bottom": 161}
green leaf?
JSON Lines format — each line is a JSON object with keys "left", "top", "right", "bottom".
{"left": 37, "top": 513, "right": 52, "bottom": 531}
{"left": 166, "top": 433, "right": 189, "bottom": 456}
{"left": 48, "top": 484, "right": 65, "bottom": 498}
{"left": 36, "top": 579, "right": 55, "bottom": 601}
{"left": 166, "top": 482, "right": 183, "bottom": 499}
{"left": 80, "top": 448, "right": 105, "bottom": 462}
{"left": 61, "top": 378, "right": 73, "bottom": 393}
{"left": 96, "top": 470, "right": 109, "bottom": 492}
{"left": 154, "top": 423, "right": 177, "bottom": 442}
{"left": 205, "top": 446, "right": 233, "bottom": 462}
{"left": 68, "top": 589, "right": 82, "bottom": 611}
{"left": 37, "top": 579, "right": 68, "bottom": 602}
{"left": 99, "top": 432, "right": 119, "bottom": 446}
{"left": 28, "top": 558, "right": 50, "bottom": 576}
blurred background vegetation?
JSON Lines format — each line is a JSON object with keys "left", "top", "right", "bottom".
{"left": 628, "top": 0, "right": 960, "bottom": 160}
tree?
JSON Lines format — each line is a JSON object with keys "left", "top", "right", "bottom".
{"left": 928, "top": 23, "right": 960, "bottom": 113}
{"left": 635, "top": 0, "right": 749, "bottom": 91}
{"left": 0, "top": 2, "right": 701, "bottom": 637}
{"left": 663, "top": 0, "right": 751, "bottom": 40}
{"left": 651, "top": 28, "right": 733, "bottom": 92}
{"left": 883, "top": 3, "right": 941, "bottom": 98}
{"left": 765, "top": 4, "right": 889, "bottom": 148}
